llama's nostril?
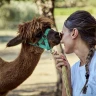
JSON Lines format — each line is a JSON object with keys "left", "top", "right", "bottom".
{"left": 59, "top": 33, "right": 63, "bottom": 39}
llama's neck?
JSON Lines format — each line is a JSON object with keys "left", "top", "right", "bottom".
{"left": 13, "top": 43, "right": 44, "bottom": 80}
{"left": 16, "top": 44, "right": 44, "bottom": 75}
{"left": 17, "top": 44, "right": 44, "bottom": 71}
{"left": 0, "top": 44, "right": 44, "bottom": 92}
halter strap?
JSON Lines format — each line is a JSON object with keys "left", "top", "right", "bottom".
{"left": 29, "top": 28, "right": 51, "bottom": 50}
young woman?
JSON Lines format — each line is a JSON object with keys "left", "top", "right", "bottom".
{"left": 53, "top": 10, "right": 96, "bottom": 96}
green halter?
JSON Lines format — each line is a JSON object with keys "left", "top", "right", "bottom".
{"left": 29, "top": 28, "right": 52, "bottom": 50}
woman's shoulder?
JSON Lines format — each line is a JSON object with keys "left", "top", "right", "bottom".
{"left": 71, "top": 61, "right": 80, "bottom": 70}
{"left": 89, "top": 51, "right": 96, "bottom": 69}
{"left": 71, "top": 61, "right": 80, "bottom": 76}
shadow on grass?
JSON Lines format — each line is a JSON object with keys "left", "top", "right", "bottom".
{"left": 8, "top": 83, "right": 56, "bottom": 96}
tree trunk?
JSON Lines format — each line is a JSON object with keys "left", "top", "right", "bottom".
{"left": 35, "top": 0, "right": 64, "bottom": 96}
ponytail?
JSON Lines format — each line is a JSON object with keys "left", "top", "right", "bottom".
{"left": 81, "top": 46, "right": 95, "bottom": 93}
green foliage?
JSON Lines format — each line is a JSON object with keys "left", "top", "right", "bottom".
{"left": 0, "top": 1, "right": 39, "bottom": 29}
{"left": 0, "top": 0, "right": 10, "bottom": 7}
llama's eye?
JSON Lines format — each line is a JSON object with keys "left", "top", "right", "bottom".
{"left": 35, "top": 32, "right": 42, "bottom": 38}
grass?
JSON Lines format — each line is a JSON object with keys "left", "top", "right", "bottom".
{"left": 55, "top": 16, "right": 67, "bottom": 31}
{"left": 54, "top": 6, "right": 96, "bottom": 16}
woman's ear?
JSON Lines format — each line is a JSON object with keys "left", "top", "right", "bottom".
{"left": 7, "top": 35, "right": 23, "bottom": 47}
{"left": 71, "top": 28, "right": 78, "bottom": 39}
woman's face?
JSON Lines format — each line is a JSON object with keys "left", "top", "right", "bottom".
{"left": 61, "top": 25, "right": 75, "bottom": 54}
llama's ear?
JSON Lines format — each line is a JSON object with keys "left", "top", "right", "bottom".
{"left": 7, "top": 35, "right": 23, "bottom": 47}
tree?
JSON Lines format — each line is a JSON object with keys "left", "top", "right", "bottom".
{"left": 35, "top": 0, "right": 64, "bottom": 96}
{"left": 35, "top": 0, "right": 57, "bottom": 30}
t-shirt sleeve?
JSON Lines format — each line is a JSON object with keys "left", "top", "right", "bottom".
{"left": 71, "top": 61, "right": 79, "bottom": 89}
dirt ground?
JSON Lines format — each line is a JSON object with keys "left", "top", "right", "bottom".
{"left": 0, "top": 35, "right": 79, "bottom": 96}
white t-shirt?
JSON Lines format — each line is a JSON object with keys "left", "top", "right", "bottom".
{"left": 71, "top": 51, "right": 96, "bottom": 96}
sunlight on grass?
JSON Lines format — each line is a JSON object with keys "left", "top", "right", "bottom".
{"left": 54, "top": 6, "right": 96, "bottom": 16}
{"left": 55, "top": 16, "right": 68, "bottom": 31}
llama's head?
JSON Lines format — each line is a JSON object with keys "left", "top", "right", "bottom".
{"left": 7, "top": 17, "right": 61, "bottom": 50}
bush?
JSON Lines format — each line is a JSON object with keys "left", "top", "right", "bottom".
{"left": 0, "top": 1, "right": 39, "bottom": 29}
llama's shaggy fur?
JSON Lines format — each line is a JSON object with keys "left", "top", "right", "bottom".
{"left": 0, "top": 17, "right": 61, "bottom": 96}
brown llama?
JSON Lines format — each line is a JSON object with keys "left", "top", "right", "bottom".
{"left": 0, "top": 17, "right": 61, "bottom": 96}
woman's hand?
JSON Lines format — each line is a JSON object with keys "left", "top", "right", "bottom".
{"left": 52, "top": 51, "right": 71, "bottom": 75}
{"left": 52, "top": 51, "right": 72, "bottom": 96}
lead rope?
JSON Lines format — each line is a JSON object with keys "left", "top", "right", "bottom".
{"left": 62, "top": 52, "right": 71, "bottom": 96}
{"left": 50, "top": 49, "right": 71, "bottom": 96}
{"left": 62, "top": 66, "right": 71, "bottom": 96}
